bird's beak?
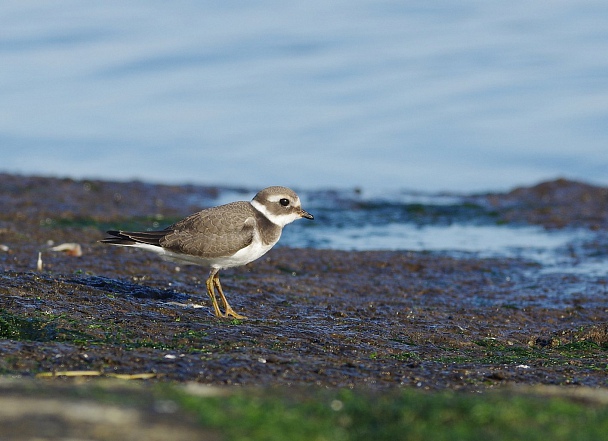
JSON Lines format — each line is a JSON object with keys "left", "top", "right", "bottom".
{"left": 300, "top": 209, "right": 314, "bottom": 220}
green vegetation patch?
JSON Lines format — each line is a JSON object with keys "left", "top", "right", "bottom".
{"left": 0, "top": 309, "right": 89, "bottom": 342}
{"left": 433, "top": 338, "right": 608, "bottom": 370}
{"left": 171, "top": 387, "right": 608, "bottom": 441}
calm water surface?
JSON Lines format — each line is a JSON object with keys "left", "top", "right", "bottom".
{"left": 1, "top": 1, "right": 608, "bottom": 192}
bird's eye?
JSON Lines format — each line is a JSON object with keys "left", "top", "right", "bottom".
{"left": 279, "top": 198, "right": 290, "bottom": 207}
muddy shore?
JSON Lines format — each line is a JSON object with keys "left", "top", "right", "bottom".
{"left": 1, "top": 173, "right": 607, "bottom": 391}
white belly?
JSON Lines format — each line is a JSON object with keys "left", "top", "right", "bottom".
{"left": 123, "top": 232, "right": 279, "bottom": 270}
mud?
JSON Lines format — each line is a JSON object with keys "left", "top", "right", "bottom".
{"left": 1, "top": 173, "right": 607, "bottom": 391}
{"left": 482, "top": 178, "right": 608, "bottom": 230}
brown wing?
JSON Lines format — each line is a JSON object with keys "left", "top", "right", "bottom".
{"left": 159, "top": 201, "right": 257, "bottom": 258}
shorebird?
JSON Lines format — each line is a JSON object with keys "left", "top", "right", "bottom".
{"left": 101, "top": 186, "right": 313, "bottom": 319}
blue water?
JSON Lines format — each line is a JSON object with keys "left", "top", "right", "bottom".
{"left": 1, "top": 1, "right": 608, "bottom": 192}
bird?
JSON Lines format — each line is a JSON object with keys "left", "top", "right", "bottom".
{"left": 100, "top": 186, "right": 313, "bottom": 319}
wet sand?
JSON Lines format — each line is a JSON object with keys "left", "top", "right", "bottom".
{"left": 1, "top": 174, "right": 607, "bottom": 391}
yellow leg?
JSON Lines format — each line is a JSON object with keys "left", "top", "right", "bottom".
{"left": 213, "top": 272, "right": 247, "bottom": 320}
{"left": 205, "top": 270, "right": 222, "bottom": 317}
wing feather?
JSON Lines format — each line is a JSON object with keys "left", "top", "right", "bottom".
{"left": 160, "top": 201, "right": 256, "bottom": 258}
{"left": 101, "top": 201, "right": 258, "bottom": 259}
{"left": 100, "top": 230, "right": 169, "bottom": 247}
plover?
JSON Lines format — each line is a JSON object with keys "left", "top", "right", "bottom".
{"left": 100, "top": 186, "right": 313, "bottom": 319}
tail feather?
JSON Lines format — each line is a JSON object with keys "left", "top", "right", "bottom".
{"left": 100, "top": 229, "right": 171, "bottom": 247}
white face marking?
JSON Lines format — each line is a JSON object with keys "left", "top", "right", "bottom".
{"left": 251, "top": 199, "right": 301, "bottom": 227}
{"left": 267, "top": 194, "right": 302, "bottom": 207}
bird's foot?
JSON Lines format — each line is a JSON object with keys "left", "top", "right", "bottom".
{"left": 222, "top": 307, "right": 247, "bottom": 320}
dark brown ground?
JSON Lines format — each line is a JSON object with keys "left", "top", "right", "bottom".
{"left": 1, "top": 174, "right": 607, "bottom": 393}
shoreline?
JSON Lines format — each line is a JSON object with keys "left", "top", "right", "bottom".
{"left": 0, "top": 172, "right": 606, "bottom": 391}
{"left": 1, "top": 172, "right": 607, "bottom": 230}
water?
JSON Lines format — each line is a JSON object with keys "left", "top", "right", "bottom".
{"left": 1, "top": 0, "right": 608, "bottom": 192}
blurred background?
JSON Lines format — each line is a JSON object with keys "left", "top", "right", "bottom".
{"left": 1, "top": 0, "right": 607, "bottom": 193}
